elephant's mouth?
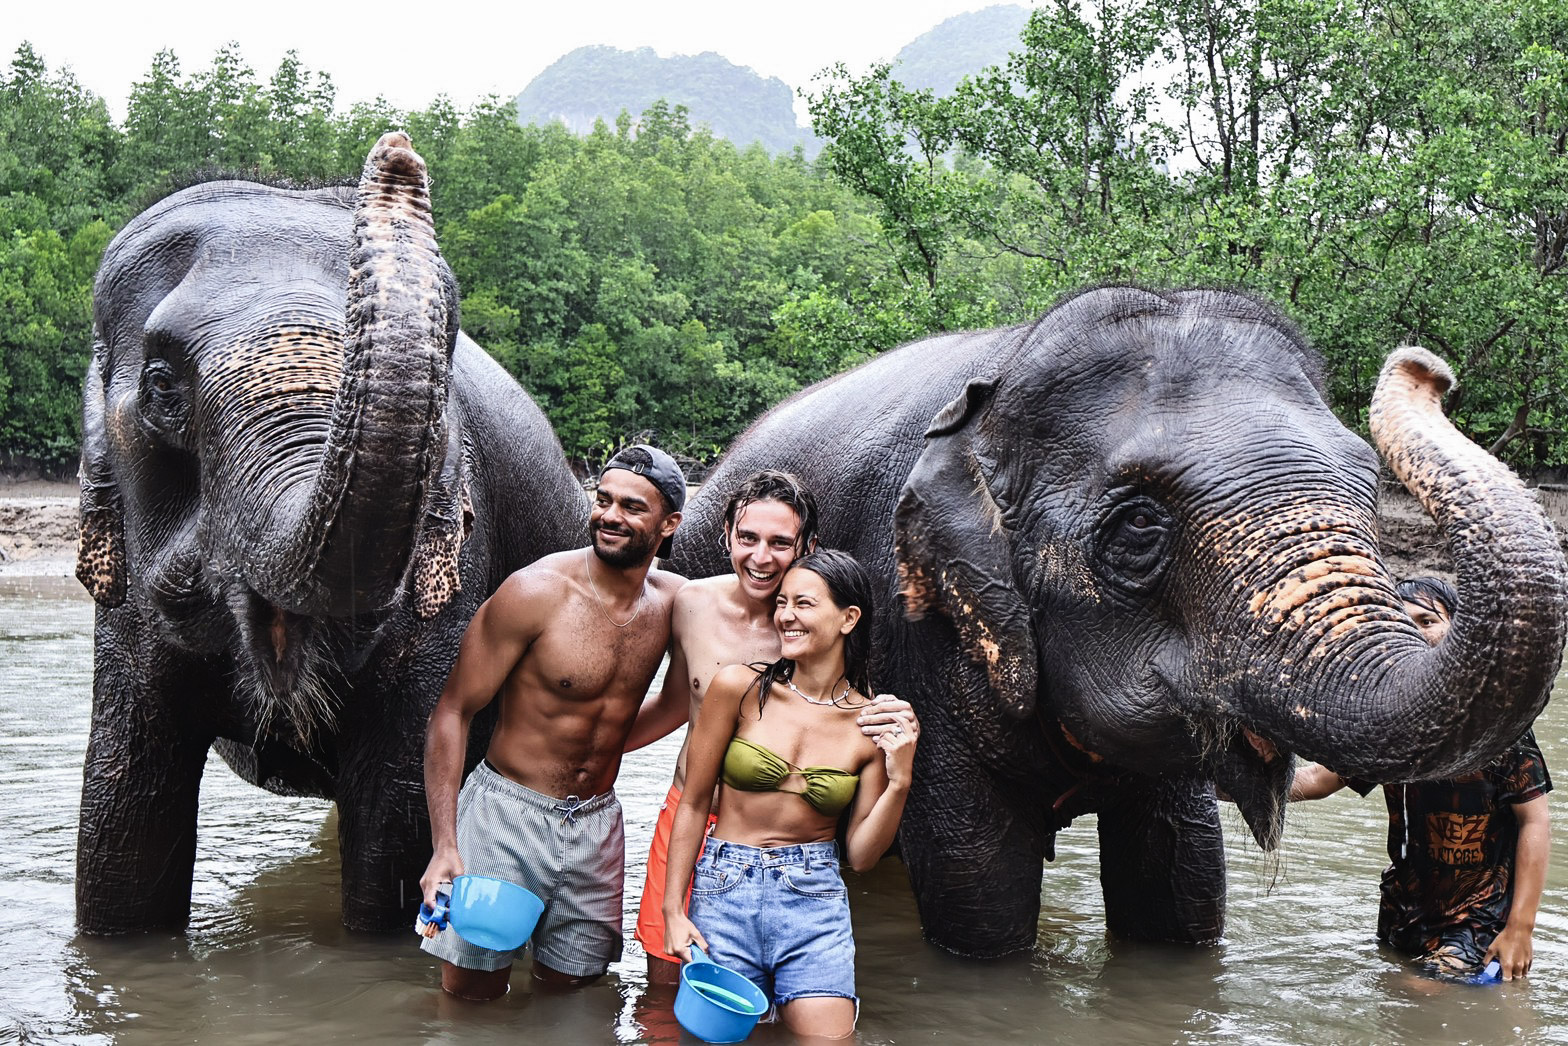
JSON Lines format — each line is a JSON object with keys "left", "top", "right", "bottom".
{"left": 1056, "top": 707, "right": 1290, "bottom": 850}
{"left": 1211, "top": 722, "right": 1291, "bottom": 850}
{"left": 1058, "top": 722, "right": 1107, "bottom": 765}
{"left": 227, "top": 585, "right": 343, "bottom": 747}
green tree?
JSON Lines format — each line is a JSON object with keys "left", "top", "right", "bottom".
{"left": 122, "top": 49, "right": 207, "bottom": 186}
{"left": 0, "top": 222, "right": 110, "bottom": 464}
{"left": 806, "top": 0, "right": 1568, "bottom": 466}
{"left": 0, "top": 43, "right": 124, "bottom": 232}
{"left": 263, "top": 51, "right": 340, "bottom": 179}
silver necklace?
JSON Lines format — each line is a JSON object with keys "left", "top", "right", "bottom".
{"left": 784, "top": 675, "right": 851, "bottom": 706}
{"left": 584, "top": 547, "right": 645, "bottom": 628}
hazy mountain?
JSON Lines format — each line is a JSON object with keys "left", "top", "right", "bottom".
{"left": 891, "top": 5, "right": 1033, "bottom": 96}
{"left": 514, "top": 45, "right": 815, "bottom": 154}
{"left": 511, "top": 7, "right": 1036, "bottom": 153}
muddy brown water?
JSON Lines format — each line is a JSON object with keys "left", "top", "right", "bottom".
{"left": 3, "top": 577, "right": 1566, "bottom": 1044}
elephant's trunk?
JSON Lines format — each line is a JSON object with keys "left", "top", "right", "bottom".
{"left": 229, "top": 133, "right": 457, "bottom": 617}
{"left": 1237, "top": 347, "right": 1567, "bottom": 780}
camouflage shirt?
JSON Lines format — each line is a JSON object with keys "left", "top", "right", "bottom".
{"left": 1349, "top": 731, "right": 1552, "bottom": 958}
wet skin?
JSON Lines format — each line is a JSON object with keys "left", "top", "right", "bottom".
{"left": 663, "top": 564, "right": 919, "bottom": 1039}
{"left": 421, "top": 469, "right": 682, "bottom": 998}
{"left": 634, "top": 499, "right": 806, "bottom": 986}
{"left": 627, "top": 498, "right": 916, "bottom": 985}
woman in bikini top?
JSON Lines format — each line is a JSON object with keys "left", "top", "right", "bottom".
{"left": 721, "top": 735, "right": 860, "bottom": 817}
{"left": 662, "top": 549, "right": 920, "bottom": 1041}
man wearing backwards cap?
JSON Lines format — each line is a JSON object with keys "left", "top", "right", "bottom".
{"left": 419, "top": 444, "right": 686, "bottom": 1000}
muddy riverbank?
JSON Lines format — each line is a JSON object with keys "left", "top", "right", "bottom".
{"left": 0, "top": 479, "right": 80, "bottom": 579}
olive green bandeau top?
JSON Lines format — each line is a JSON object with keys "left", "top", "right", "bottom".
{"left": 721, "top": 735, "right": 860, "bottom": 817}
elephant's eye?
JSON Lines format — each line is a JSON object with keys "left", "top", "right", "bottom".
{"left": 139, "top": 357, "right": 191, "bottom": 441}
{"left": 1097, "top": 497, "right": 1174, "bottom": 591}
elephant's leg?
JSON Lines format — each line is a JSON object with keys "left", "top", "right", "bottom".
{"left": 334, "top": 705, "right": 437, "bottom": 931}
{"left": 1096, "top": 772, "right": 1225, "bottom": 944}
{"left": 76, "top": 622, "right": 214, "bottom": 933}
{"left": 900, "top": 738, "right": 1048, "bottom": 958}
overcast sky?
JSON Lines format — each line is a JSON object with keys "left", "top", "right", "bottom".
{"left": 8, "top": 0, "right": 1015, "bottom": 123}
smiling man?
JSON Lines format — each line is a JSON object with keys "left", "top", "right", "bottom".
{"left": 418, "top": 444, "right": 686, "bottom": 1000}
{"left": 625, "top": 470, "right": 914, "bottom": 984}
{"left": 623, "top": 471, "right": 818, "bottom": 983}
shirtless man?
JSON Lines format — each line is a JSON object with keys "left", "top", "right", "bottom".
{"left": 419, "top": 444, "right": 686, "bottom": 1001}
{"left": 625, "top": 470, "right": 915, "bottom": 984}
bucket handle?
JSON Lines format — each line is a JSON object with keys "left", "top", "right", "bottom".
{"left": 415, "top": 882, "right": 452, "bottom": 936}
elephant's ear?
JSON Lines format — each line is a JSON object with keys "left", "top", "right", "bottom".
{"left": 925, "top": 375, "right": 993, "bottom": 438}
{"left": 895, "top": 377, "right": 1038, "bottom": 718}
{"left": 76, "top": 357, "right": 128, "bottom": 607}
{"left": 410, "top": 420, "right": 474, "bottom": 621}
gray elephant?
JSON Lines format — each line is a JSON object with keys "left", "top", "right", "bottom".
{"left": 74, "top": 133, "right": 587, "bottom": 934}
{"left": 669, "top": 286, "right": 1566, "bottom": 957}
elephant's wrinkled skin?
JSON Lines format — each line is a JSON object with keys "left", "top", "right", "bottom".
{"left": 75, "top": 134, "right": 587, "bottom": 934}
{"left": 670, "top": 287, "right": 1567, "bottom": 957}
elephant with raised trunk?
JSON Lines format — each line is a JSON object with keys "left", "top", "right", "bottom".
{"left": 670, "top": 286, "right": 1567, "bottom": 957}
{"left": 75, "top": 133, "right": 587, "bottom": 934}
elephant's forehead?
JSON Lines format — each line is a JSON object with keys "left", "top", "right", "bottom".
{"left": 97, "top": 188, "right": 355, "bottom": 346}
{"left": 1094, "top": 400, "right": 1379, "bottom": 502}
{"left": 988, "top": 345, "right": 1377, "bottom": 502}
{"left": 999, "top": 320, "right": 1339, "bottom": 447}
{"left": 1008, "top": 304, "right": 1317, "bottom": 397}
{"left": 104, "top": 185, "right": 353, "bottom": 283}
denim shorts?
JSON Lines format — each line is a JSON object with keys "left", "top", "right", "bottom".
{"left": 686, "top": 837, "right": 856, "bottom": 1006}
{"left": 419, "top": 760, "right": 624, "bottom": 977}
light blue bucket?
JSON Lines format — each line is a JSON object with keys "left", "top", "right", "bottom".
{"left": 674, "top": 944, "right": 769, "bottom": 1043}
{"left": 416, "top": 875, "right": 545, "bottom": 952}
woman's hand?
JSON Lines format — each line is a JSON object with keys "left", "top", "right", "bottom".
{"left": 843, "top": 694, "right": 920, "bottom": 870}
{"left": 861, "top": 693, "right": 918, "bottom": 786}
{"left": 663, "top": 912, "right": 709, "bottom": 963}
{"left": 858, "top": 694, "right": 917, "bottom": 741}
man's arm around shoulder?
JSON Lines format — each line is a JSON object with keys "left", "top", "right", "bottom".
{"left": 625, "top": 574, "right": 695, "bottom": 753}
{"left": 1289, "top": 763, "right": 1349, "bottom": 802}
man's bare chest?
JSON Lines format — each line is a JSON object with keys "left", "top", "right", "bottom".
{"left": 528, "top": 603, "right": 670, "bottom": 699}
{"left": 684, "top": 621, "right": 780, "bottom": 698}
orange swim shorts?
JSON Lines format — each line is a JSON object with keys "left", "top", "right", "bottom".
{"left": 635, "top": 782, "right": 717, "bottom": 963}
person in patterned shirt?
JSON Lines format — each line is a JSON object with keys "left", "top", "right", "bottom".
{"left": 1289, "top": 576, "right": 1553, "bottom": 981}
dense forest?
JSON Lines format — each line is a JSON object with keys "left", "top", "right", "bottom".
{"left": 0, "top": 42, "right": 889, "bottom": 473}
{"left": 3, "top": 0, "right": 1568, "bottom": 477}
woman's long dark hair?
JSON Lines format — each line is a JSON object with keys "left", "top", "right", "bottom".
{"left": 752, "top": 549, "right": 876, "bottom": 712}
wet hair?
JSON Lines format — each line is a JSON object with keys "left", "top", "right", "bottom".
{"left": 751, "top": 549, "right": 876, "bottom": 711}
{"left": 722, "top": 470, "right": 819, "bottom": 555}
{"left": 1395, "top": 576, "right": 1458, "bottom": 618}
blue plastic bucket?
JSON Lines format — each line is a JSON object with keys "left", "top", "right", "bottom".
{"left": 424, "top": 875, "right": 544, "bottom": 952}
{"left": 674, "top": 945, "right": 769, "bottom": 1043}
{"left": 1465, "top": 959, "right": 1503, "bottom": 985}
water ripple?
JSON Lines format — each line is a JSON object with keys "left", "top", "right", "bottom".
{"left": 5, "top": 593, "right": 1568, "bottom": 1044}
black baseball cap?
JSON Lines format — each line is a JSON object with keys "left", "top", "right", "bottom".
{"left": 600, "top": 444, "right": 686, "bottom": 558}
